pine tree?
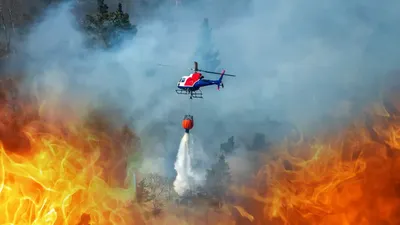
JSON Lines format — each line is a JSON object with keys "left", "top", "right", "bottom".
{"left": 194, "top": 18, "right": 221, "bottom": 72}
{"left": 204, "top": 154, "right": 232, "bottom": 208}
{"left": 83, "top": 1, "right": 137, "bottom": 48}
{"left": 118, "top": 2, "right": 123, "bottom": 13}
{"left": 220, "top": 136, "right": 235, "bottom": 155}
{"left": 97, "top": 0, "right": 109, "bottom": 15}
{"left": 109, "top": 3, "right": 137, "bottom": 46}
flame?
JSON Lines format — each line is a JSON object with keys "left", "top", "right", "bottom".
{"left": 233, "top": 205, "right": 254, "bottom": 222}
{"left": 0, "top": 125, "right": 140, "bottom": 225}
{"left": 2, "top": 75, "right": 400, "bottom": 225}
{"left": 0, "top": 77, "right": 238, "bottom": 225}
{"left": 0, "top": 78, "right": 142, "bottom": 225}
{"left": 237, "top": 101, "right": 400, "bottom": 224}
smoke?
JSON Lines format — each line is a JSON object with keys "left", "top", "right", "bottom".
{"left": 5, "top": 0, "right": 400, "bottom": 176}
{"left": 173, "top": 133, "right": 206, "bottom": 196}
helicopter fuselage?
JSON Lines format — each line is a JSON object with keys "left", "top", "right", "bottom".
{"left": 176, "top": 72, "right": 220, "bottom": 91}
{"left": 175, "top": 62, "right": 233, "bottom": 99}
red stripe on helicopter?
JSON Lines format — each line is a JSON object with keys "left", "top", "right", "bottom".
{"left": 183, "top": 73, "right": 202, "bottom": 87}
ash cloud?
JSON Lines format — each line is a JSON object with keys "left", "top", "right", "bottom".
{"left": 8, "top": 0, "right": 400, "bottom": 176}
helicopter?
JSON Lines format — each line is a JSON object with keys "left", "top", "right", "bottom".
{"left": 176, "top": 61, "right": 237, "bottom": 99}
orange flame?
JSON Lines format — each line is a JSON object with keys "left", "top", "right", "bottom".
{"left": 0, "top": 122, "right": 144, "bottom": 225}
{"left": 0, "top": 78, "right": 144, "bottom": 225}
{"left": 236, "top": 101, "right": 400, "bottom": 225}
{"left": 2, "top": 75, "right": 400, "bottom": 225}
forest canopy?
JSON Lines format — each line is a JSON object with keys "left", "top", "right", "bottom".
{"left": 83, "top": 1, "right": 137, "bottom": 48}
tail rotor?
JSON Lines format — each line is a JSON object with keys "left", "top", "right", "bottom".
{"left": 217, "top": 69, "right": 226, "bottom": 90}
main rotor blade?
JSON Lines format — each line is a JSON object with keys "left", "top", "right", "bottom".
{"left": 222, "top": 74, "right": 237, "bottom": 77}
{"left": 196, "top": 69, "right": 237, "bottom": 77}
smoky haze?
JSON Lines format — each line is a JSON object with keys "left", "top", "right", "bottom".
{"left": 7, "top": 0, "right": 400, "bottom": 176}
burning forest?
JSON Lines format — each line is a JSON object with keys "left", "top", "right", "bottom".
{"left": 0, "top": 73, "right": 398, "bottom": 225}
{"left": 1, "top": 0, "right": 400, "bottom": 225}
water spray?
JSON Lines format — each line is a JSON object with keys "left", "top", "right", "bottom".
{"left": 173, "top": 114, "right": 204, "bottom": 195}
{"left": 173, "top": 132, "right": 193, "bottom": 195}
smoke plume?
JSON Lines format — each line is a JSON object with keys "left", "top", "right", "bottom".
{"left": 3, "top": 0, "right": 400, "bottom": 176}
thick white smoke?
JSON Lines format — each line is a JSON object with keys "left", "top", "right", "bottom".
{"left": 173, "top": 133, "right": 206, "bottom": 196}
{"left": 7, "top": 0, "right": 400, "bottom": 177}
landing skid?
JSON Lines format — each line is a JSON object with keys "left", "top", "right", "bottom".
{"left": 175, "top": 89, "right": 203, "bottom": 99}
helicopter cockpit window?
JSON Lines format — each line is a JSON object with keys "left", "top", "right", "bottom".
{"left": 180, "top": 78, "right": 186, "bottom": 82}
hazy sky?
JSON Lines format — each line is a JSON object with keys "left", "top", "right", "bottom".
{"left": 10, "top": 0, "right": 400, "bottom": 176}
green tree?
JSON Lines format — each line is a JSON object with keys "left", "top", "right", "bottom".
{"left": 194, "top": 18, "right": 221, "bottom": 71}
{"left": 203, "top": 154, "right": 232, "bottom": 208}
{"left": 83, "top": 1, "right": 137, "bottom": 48}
